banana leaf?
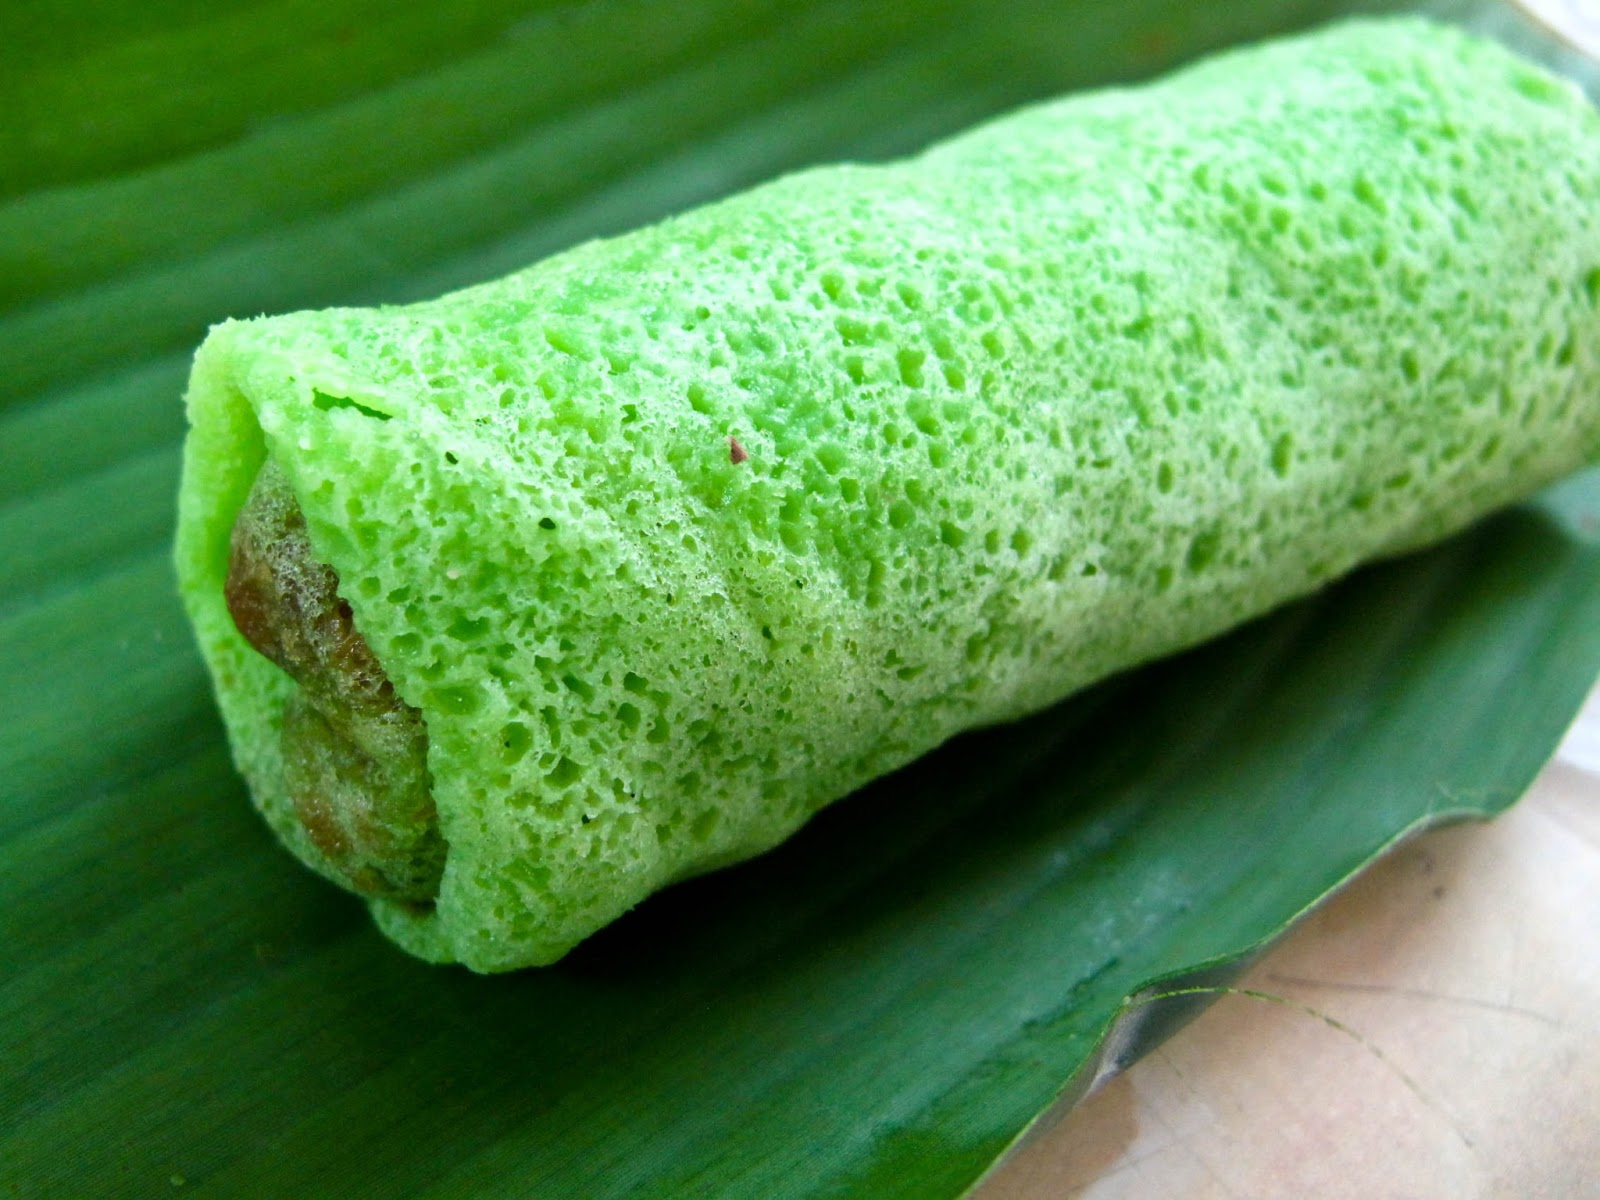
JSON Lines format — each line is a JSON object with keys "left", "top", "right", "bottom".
{"left": 4, "top": 1, "right": 1598, "bottom": 1196}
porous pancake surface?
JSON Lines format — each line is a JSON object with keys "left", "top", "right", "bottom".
{"left": 176, "top": 19, "right": 1600, "bottom": 970}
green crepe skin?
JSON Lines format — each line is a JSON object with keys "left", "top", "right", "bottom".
{"left": 176, "top": 18, "right": 1600, "bottom": 972}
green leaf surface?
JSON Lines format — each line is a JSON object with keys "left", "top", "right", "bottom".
{"left": 4, "top": 1, "right": 1598, "bottom": 1196}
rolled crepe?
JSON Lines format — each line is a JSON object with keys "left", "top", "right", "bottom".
{"left": 176, "top": 18, "right": 1600, "bottom": 972}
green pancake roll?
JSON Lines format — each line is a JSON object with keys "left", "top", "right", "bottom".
{"left": 175, "top": 17, "right": 1600, "bottom": 972}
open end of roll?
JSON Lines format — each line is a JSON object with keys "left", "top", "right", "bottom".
{"left": 225, "top": 459, "right": 444, "bottom": 905}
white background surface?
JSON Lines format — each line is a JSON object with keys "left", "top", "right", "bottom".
{"left": 981, "top": 685, "right": 1600, "bottom": 1199}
